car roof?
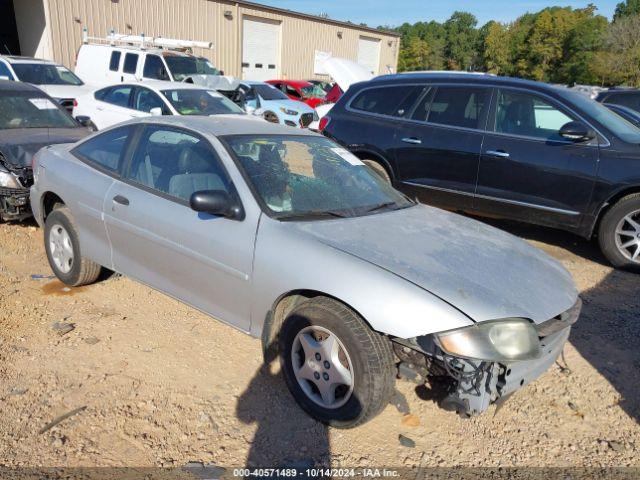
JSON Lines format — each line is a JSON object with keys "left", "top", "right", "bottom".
{"left": 1, "top": 55, "right": 57, "bottom": 65}
{"left": 240, "top": 80, "right": 270, "bottom": 86}
{"left": 93, "top": 80, "right": 224, "bottom": 96}
{"left": 120, "top": 115, "right": 318, "bottom": 137}
{"left": 0, "top": 79, "right": 45, "bottom": 93}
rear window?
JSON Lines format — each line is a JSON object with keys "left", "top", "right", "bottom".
{"left": 109, "top": 51, "right": 121, "bottom": 72}
{"left": 426, "top": 87, "right": 490, "bottom": 129}
{"left": 350, "top": 86, "right": 422, "bottom": 117}
{"left": 603, "top": 92, "right": 640, "bottom": 113}
{"left": 123, "top": 53, "right": 138, "bottom": 74}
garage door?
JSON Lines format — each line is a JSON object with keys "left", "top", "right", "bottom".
{"left": 357, "top": 36, "right": 381, "bottom": 75}
{"left": 242, "top": 17, "right": 280, "bottom": 81}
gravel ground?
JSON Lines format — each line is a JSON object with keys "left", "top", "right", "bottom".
{"left": 0, "top": 217, "right": 638, "bottom": 469}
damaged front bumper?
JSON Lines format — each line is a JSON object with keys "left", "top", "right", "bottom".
{"left": 0, "top": 185, "right": 32, "bottom": 221}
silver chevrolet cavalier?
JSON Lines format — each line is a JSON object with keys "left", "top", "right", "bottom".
{"left": 30, "top": 116, "right": 581, "bottom": 428}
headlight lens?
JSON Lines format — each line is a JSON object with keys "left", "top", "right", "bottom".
{"left": 279, "top": 106, "right": 298, "bottom": 116}
{"left": 435, "top": 318, "right": 540, "bottom": 362}
{"left": 0, "top": 170, "right": 21, "bottom": 189}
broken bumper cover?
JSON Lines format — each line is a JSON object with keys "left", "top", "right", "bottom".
{"left": 0, "top": 186, "right": 32, "bottom": 221}
{"left": 444, "top": 325, "right": 571, "bottom": 416}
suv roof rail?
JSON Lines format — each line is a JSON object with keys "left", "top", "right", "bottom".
{"left": 397, "top": 70, "right": 497, "bottom": 76}
{"left": 81, "top": 27, "right": 213, "bottom": 52}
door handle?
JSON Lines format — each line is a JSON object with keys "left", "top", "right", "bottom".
{"left": 485, "top": 150, "right": 510, "bottom": 158}
{"left": 113, "top": 195, "right": 129, "bottom": 206}
{"left": 401, "top": 137, "right": 422, "bottom": 145}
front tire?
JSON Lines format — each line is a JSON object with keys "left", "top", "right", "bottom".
{"left": 44, "top": 206, "right": 102, "bottom": 286}
{"left": 279, "top": 297, "right": 395, "bottom": 428}
{"left": 598, "top": 193, "right": 640, "bottom": 271}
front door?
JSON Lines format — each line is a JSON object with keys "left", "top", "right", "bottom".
{"left": 103, "top": 125, "right": 258, "bottom": 331}
{"left": 475, "top": 88, "right": 599, "bottom": 229}
{"left": 393, "top": 85, "right": 491, "bottom": 210}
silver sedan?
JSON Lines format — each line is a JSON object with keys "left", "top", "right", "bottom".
{"left": 30, "top": 116, "right": 580, "bottom": 427}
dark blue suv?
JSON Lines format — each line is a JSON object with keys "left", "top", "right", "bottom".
{"left": 323, "top": 73, "right": 640, "bottom": 270}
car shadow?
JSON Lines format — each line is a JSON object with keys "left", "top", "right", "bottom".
{"left": 571, "top": 269, "right": 640, "bottom": 424}
{"left": 235, "top": 342, "right": 331, "bottom": 471}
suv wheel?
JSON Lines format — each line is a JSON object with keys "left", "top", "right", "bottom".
{"left": 362, "top": 159, "right": 391, "bottom": 184}
{"left": 279, "top": 297, "right": 395, "bottom": 428}
{"left": 44, "top": 206, "right": 102, "bottom": 286}
{"left": 598, "top": 193, "right": 640, "bottom": 271}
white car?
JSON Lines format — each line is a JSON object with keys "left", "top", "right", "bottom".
{"left": 73, "top": 81, "right": 248, "bottom": 130}
{"left": 0, "top": 55, "right": 93, "bottom": 112}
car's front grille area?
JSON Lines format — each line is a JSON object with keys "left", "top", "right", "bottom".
{"left": 536, "top": 297, "right": 582, "bottom": 338}
{"left": 300, "top": 113, "right": 314, "bottom": 128}
{"left": 57, "top": 98, "right": 74, "bottom": 112}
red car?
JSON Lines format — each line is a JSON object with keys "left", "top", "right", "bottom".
{"left": 266, "top": 80, "right": 326, "bottom": 109}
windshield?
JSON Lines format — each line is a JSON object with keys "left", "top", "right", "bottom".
{"left": 253, "top": 84, "right": 289, "bottom": 101}
{"left": 161, "top": 89, "right": 244, "bottom": 116}
{"left": 164, "top": 55, "right": 220, "bottom": 81}
{"left": 562, "top": 90, "right": 640, "bottom": 144}
{"left": 301, "top": 84, "right": 326, "bottom": 98}
{"left": 224, "top": 135, "right": 413, "bottom": 219}
{"left": 11, "top": 63, "right": 83, "bottom": 86}
{"left": 0, "top": 93, "right": 78, "bottom": 129}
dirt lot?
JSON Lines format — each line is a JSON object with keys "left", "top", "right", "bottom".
{"left": 0, "top": 217, "right": 638, "bottom": 469}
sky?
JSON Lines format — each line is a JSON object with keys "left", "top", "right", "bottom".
{"left": 256, "top": 0, "right": 619, "bottom": 27}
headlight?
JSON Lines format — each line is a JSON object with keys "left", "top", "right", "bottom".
{"left": 434, "top": 318, "right": 540, "bottom": 362}
{"left": 0, "top": 170, "right": 21, "bottom": 189}
{"left": 279, "top": 106, "right": 298, "bottom": 116}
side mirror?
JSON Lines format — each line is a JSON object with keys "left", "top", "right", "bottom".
{"left": 75, "top": 115, "right": 95, "bottom": 130}
{"left": 559, "top": 121, "right": 595, "bottom": 142}
{"left": 149, "top": 107, "right": 163, "bottom": 116}
{"left": 219, "top": 70, "right": 224, "bottom": 76}
{"left": 189, "top": 190, "right": 243, "bottom": 220}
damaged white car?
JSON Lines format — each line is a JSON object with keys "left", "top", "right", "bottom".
{"left": 31, "top": 117, "right": 580, "bottom": 427}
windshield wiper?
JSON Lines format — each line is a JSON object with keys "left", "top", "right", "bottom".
{"left": 277, "top": 210, "right": 349, "bottom": 221}
{"left": 363, "top": 201, "right": 399, "bottom": 214}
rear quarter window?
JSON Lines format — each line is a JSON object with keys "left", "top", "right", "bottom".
{"left": 72, "top": 126, "right": 132, "bottom": 173}
{"left": 349, "top": 85, "right": 423, "bottom": 117}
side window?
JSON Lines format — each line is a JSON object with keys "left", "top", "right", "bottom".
{"left": 0, "top": 61, "right": 14, "bottom": 80}
{"left": 425, "top": 87, "right": 490, "bottom": 129}
{"left": 495, "top": 89, "right": 574, "bottom": 140}
{"left": 123, "top": 53, "right": 139, "bottom": 74}
{"left": 109, "top": 51, "right": 121, "bottom": 72}
{"left": 133, "top": 87, "right": 167, "bottom": 113}
{"left": 126, "top": 127, "right": 230, "bottom": 202}
{"left": 605, "top": 92, "right": 640, "bottom": 112}
{"left": 143, "top": 55, "right": 169, "bottom": 80}
{"left": 350, "top": 86, "right": 423, "bottom": 117}
{"left": 101, "top": 85, "right": 133, "bottom": 108}
{"left": 286, "top": 85, "right": 301, "bottom": 98}
{"left": 72, "top": 126, "right": 131, "bottom": 173}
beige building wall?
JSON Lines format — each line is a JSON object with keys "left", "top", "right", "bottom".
{"left": 24, "top": 0, "right": 398, "bottom": 79}
{"left": 13, "top": 0, "right": 54, "bottom": 60}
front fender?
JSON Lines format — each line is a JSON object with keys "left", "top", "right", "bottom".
{"left": 250, "top": 217, "right": 474, "bottom": 339}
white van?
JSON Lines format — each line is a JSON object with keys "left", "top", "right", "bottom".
{"left": 75, "top": 31, "right": 238, "bottom": 93}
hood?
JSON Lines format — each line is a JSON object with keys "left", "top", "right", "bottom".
{"left": 263, "top": 98, "right": 314, "bottom": 114}
{"left": 186, "top": 75, "right": 240, "bottom": 92}
{"left": 33, "top": 84, "right": 94, "bottom": 100}
{"left": 0, "top": 127, "right": 89, "bottom": 167}
{"left": 290, "top": 204, "right": 577, "bottom": 324}
{"left": 321, "top": 57, "right": 373, "bottom": 92}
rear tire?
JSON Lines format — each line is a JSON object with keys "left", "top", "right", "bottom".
{"left": 279, "top": 297, "right": 395, "bottom": 428}
{"left": 598, "top": 193, "right": 640, "bottom": 271}
{"left": 362, "top": 159, "right": 391, "bottom": 183}
{"left": 44, "top": 206, "right": 102, "bottom": 286}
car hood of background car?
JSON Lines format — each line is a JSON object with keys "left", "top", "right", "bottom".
{"left": 0, "top": 127, "right": 89, "bottom": 167}
{"left": 35, "top": 84, "right": 94, "bottom": 100}
{"left": 290, "top": 204, "right": 578, "bottom": 325}
{"left": 265, "top": 98, "right": 314, "bottom": 114}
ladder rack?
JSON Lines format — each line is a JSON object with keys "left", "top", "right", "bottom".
{"left": 82, "top": 27, "right": 213, "bottom": 51}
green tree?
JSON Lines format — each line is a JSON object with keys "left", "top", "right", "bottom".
{"left": 444, "top": 11, "right": 479, "bottom": 70}
{"left": 614, "top": 0, "right": 640, "bottom": 20}
{"left": 398, "top": 37, "right": 432, "bottom": 71}
{"left": 480, "top": 21, "right": 511, "bottom": 74}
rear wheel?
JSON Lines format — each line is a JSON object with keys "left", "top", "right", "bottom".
{"left": 598, "top": 193, "right": 640, "bottom": 271}
{"left": 362, "top": 159, "right": 391, "bottom": 184}
{"left": 279, "top": 297, "right": 395, "bottom": 428}
{"left": 44, "top": 206, "right": 102, "bottom": 286}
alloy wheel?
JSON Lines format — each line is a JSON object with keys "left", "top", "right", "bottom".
{"left": 290, "top": 325, "right": 355, "bottom": 409}
{"left": 615, "top": 209, "right": 640, "bottom": 264}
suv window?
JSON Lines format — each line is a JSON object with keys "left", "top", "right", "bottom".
{"left": 495, "top": 89, "right": 574, "bottom": 140}
{"left": 123, "top": 53, "right": 139, "bottom": 74}
{"left": 143, "top": 55, "right": 169, "bottom": 80}
{"left": 350, "top": 86, "right": 423, "bottom": 117}
{"left": 109, "top": 51, "right": 121, "bottom": 72}
{"left": 425, "top": 87, "right": 490, "bottom": 129}
{"left": 133, "top": 87, "right": 167, "bottom": 113}
{"left": 126, "top": 126, "right": 230, "bottom": 202}
{"left": 101, "top": 85, "right": 133, "bottom": 108}
{"left": 603, "top": 92, "right": 640, "bottom": 113}
{"left": 0, "top": 61, "right": 14, "bottom": 80}
{"left": 72, "top": 126, "right": 132, "bottom": 172}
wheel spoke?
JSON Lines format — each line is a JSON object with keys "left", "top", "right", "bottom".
{"left": 298, "top": 332, "right": 320, "bottom": 359}
{"left": 633, "top": 245, "right": 640, "bottom": 261}
{"left": 331, "top": 361, "right": 353, "bottom": 387}
{"left": 620, "top": 239, "right": 637, "bottom": 249}
{"left": 317, "top": 379, "right": 336, "bottom": 406}
{"left": 616, "top": 228, "right": 635, "bottom": 238}
{"left": 625, "top": 214, "right": 640, "bottom": 232}
{"left": 294, "top": 361, "right": 318, "bottom": 383}
{"left": 319, "top": 333, "right": 340, "bottom": 365}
